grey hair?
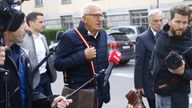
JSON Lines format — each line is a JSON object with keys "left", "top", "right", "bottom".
{"left": 148, "top": 9, "right": 163, "bottom": 21}
{"left": 80, "top": 3, "right": 100, "bottom": 18}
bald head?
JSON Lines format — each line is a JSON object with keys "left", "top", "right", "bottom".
{"left": 81, "top": 3, "right": 101, "bottom": 18}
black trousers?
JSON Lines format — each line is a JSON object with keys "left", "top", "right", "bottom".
{"left": 36, "top": 73, "right": 53, "bottom": 97}
{"left": 147, "top": 98, "right": 156, "bottom": 108}
{"left": 171, "top": 92, "right": 189, "bottom": 108}
{"left": 98, "top": 103, "right": 103, "bottom": 108}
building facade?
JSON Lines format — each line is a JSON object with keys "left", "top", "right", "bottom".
{"left": 21, "top": 0, "right": 191, "bottom": 29}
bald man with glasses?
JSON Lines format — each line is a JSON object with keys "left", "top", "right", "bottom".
{"left": 54, "top": 3, "right": 110, "bottom": 108}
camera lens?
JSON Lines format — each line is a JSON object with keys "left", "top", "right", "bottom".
{"left": 165, "top": 51, "right": 183, "bottom": 70}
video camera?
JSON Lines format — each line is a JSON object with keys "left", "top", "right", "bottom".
{"left": 0, "top": 0, "right": 26, "bottom": 12}
{"left": 165, "top": 47, "right": 192, "bottom": 70}
{"left": 0, "top": 0, "right": 25, "bottom": 36}
{"left": 0, "top": 0, "right": 24, "bottom": 5}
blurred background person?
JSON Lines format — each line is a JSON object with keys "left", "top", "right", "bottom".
{"left": 19, "top": 12, "right": 56, "bottom": 97}
{"left": 134, "top": 8, "right": 163, "bottom": 108}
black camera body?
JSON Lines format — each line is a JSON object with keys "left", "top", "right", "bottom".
{"left": 165, "top": 47, "right": 192, "bottom": 70}
{"left": 165, "top": 51, "right": 183, "bottom": 70}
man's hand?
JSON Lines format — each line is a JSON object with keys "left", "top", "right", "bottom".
{"left": 0, "top": 46, "right": 7, "bottom": 65}
{"left": 169, "top": 60, "right": 185, "bottom": 75}
{"left": 51, "top": 96, "right": 72, "bottom": 108}
{"left": 135, "top": 88, "right": 145, "bottom": 95}
{"left": 84, "top": 47, "right": 96, "bottom": 60}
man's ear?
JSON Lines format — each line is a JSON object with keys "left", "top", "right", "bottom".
{"left": 28, "top": 21, "right": 34, "bottom": 27}
{"left": 82, "top": 16, "right": 87, "bottom": 23}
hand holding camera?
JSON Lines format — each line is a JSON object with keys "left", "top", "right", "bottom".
{"left": 165, "top": 51, "right": 186, "bottom": 76}
{"left": 168, "top": 60, "right": 185, "bottom": 75}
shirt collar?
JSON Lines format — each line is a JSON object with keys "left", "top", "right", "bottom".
{"left": 88, "top": 31, "right": 99, "bottom": 39}
{"left": 150, "top": 27, "right": 157, "bottom": 36}
{"left": 33, "top": 33, "right": 43, "bottom": 39}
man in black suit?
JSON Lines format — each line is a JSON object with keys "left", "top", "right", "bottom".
{"left": 134, "top": 9, "right": 163, "bottom": 108}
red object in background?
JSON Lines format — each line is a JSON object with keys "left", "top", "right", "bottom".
{"left": 108, "top": 49, "right": 122, "bottom": 65}
{"left": 107, "top": 43, "right": 121, "bottom": 49}
{"left": 103, "top": 49, "right": 122, "bottom": 86}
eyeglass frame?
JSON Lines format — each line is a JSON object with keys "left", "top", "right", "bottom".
{"left": 84, "top": 14, "right": 104, "bottom": 19}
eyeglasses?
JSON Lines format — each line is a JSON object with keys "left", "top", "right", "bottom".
{"left": 85, "top": 14, "right": 103, "bottom": 18}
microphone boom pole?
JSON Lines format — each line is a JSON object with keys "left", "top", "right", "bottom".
{"left": 64, "top": 50, "right": 121, "bottom": 99}
{"left": 32, "top": 48, "right": 56, "bottom": 73}
{"left": 65, "top": 73, "right": 100, "bottom": 99}
{"left": 32, "top": 30, "right": 63, "bottom": 73}
{"left": 103, "top": 62, "right": 114, "bottom": 86}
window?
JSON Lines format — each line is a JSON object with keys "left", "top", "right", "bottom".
{"left": 119, "top": 28, "right": 135, "bottom": 35}
{"left": 109, "top": 33, "right": 128, "bottom": 41}
{"left": 61, "top": 15, "right": 74, "bottom": 29}
{"left": 62, "top": 0, "right": 71, "bottom": 4}
{"left": 35, "top": 0, "right": 43, "bottom": 7}
{"left": 130, "top": 9, "right": 148, "bottom": 27}
{"left": 102, "top": 12, "right": 107, "bottom": 29}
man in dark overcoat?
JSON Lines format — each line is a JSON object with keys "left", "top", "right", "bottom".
{"left": 134, "top": 9, "right": 163, "bottom": 108}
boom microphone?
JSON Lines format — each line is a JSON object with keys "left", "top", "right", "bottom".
{"left": 103, "top": 49, "right": 122, "bottom": 86}
{"left": 49, "top": 30, "right": 64, "bottom": 51}
{"left": 56, "top": 30, "right": 64, "bottom": 41}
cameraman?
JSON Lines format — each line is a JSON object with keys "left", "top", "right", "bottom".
{"left": 151, "top": 4, "right": 192, "bottom": 108}
{"left": 0, "top": 1, "right": 72, "bottom": 108}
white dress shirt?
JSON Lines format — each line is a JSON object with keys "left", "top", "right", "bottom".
{"left": 34, "top": 34, "right": 47, "bottom": 74}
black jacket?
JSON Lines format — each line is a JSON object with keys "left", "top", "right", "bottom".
{"left": 54, "top": 20, "right": 109, "bottom": 104}
{"left": 152, "top": 24, "right": 192, "bottom": 96}
{"left": 0, "top": 44, "right": 54, "bottom": 108}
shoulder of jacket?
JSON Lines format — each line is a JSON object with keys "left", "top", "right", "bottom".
{"left": 64, "top": 28, "right": 76, "bottom": 34}
{"left": 63, "top": 29, "right": 78, "bottom": 39}
{"left": 100, "top": 29, "right": 106, "bottom": 33}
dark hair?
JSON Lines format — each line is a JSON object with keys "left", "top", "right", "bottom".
{"left": 26, "top": 12, "right": 44, "bottom": 26}
{"left": 170, "top": 4, "right": 191, "bottom": 21}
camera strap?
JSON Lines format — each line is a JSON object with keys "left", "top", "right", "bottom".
{"left": 74, "top": 28, "right": 97, "bottom": 85}
{"left": 74, "top": 28, "right": 99, "bottom": 108}
{"left": 155, "top": 76, "right": 182, "bottom": 91}
{"left": 157, "top": 50, "right": 183, "bottom": 91}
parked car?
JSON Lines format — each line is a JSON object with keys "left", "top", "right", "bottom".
{"left": 109, "top": 25, "right": 146, "bottom": 43}
{"left": 49, "top": 30, "right": 135, "bottom": 64}
{"left": 106, "top": 30, "right": 135, "bottom": 64}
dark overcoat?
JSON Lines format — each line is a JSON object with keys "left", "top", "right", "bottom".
{"left": 134, "top": 28, "right": 156, "bottom": 98}
{"left": 54, "top": 21, "right": 109, "bottom": 105}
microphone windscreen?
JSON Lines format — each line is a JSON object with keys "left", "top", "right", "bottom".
{"left": 108, "top": 49, "right": 122, "bottom": 64}
{"left": 56, "top": 30, "right": 64, "bottom": 41}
